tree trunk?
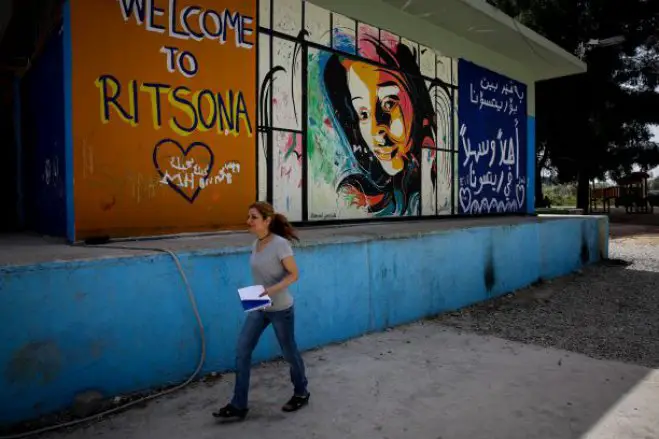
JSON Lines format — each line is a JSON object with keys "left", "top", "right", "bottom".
{"left": 534, "top": 147, "right": 549, "bottom": 208}
{"left": 576, "top": 171, "right": 590, "bottom": 213}
{"left": 535, "top": 164, "right": 543, "bottom": 207}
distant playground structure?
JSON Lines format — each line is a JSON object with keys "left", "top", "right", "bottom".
{"left": 590, "top": 171, "right": 659, "bottom": 214}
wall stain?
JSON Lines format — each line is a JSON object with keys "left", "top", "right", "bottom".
{"left": 381, "top": 267, "right": 388, "bottom": 279}
{"left": 5, "top": 340, "right": 63, "bottom": 385}
{"left": 580, "top": 224, "right": 590, "bottom": 264}
{"left": 100, "top": 195, "right": 117, "bottom": 212}
{"left": 580, "top": 240, "right": 590, "bottom": 264}
{"left": 484, "top": 245, "right": 495, "bottom": 293}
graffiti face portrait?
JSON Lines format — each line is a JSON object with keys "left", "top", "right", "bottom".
{"left": 321, "top": 36, "right": 437, "bottom": 216}
{"left": 342, "top": 60, "right": 415, "bottom": 176}
{"left": 278, "top": 21, "right": 460, "bottom": 220}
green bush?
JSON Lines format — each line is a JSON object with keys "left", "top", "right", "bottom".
{"left": 543, "top": 184, "right": 577, "bottom": 208}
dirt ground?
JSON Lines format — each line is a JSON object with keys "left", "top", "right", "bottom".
{"left": 23, "top": 319, "right": 659, "bottom": 439}
{"left": 604, "top": 208, "right": 659, "bottom": 242}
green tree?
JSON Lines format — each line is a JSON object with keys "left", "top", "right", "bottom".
{"left": 487, "top": 0, "right": 659, "bottom": 211}
{"left": 650, "top": 176, "right": 659, "bottom": 191}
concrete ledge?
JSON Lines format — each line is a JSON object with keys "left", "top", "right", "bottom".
{"left": 2, "top": 216, "right": 591, "bottom": 269}
{"left": 536, "top": 208, "right": 585, "bottom": 215}
{"left": 0, "top": 216, "right": 608, "bottom": 426}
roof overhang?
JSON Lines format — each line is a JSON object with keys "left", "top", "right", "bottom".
{"left": 382, "top": 0, "right": 587, "bottom": 81}
{"left": 309, "top": 0, "right": 587, "bottom": 83}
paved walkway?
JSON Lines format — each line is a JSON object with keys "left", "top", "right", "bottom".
{"left": 40, "top": 321, "right": 659, "bottom": 439}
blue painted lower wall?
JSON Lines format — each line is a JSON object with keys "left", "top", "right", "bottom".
{"left": 0, "top": 216, "right": 607, "bottom": 426}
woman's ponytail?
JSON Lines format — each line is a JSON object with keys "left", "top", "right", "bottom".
{"left": 270, "top": 213, "right": 299, "bottom": 242}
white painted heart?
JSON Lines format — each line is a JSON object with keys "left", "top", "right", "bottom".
{"left": 459, "top": 187, "right": 472, "bottom": 213}
{"left": 516, "top": 182, "right": 526, "bottom": 208}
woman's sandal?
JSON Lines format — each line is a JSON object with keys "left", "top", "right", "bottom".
{"left": 282, "top": 393, "right": 310, "bottom": 412}
{"left": 212, "top": 403, "right": 249, "bottom": 421}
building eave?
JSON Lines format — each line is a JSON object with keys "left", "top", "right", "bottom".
{"left": 454, "top": 0, "right": 587, "bottom": 79}
{"left": 309, "top": 0, "right": 587, "bottom": 84}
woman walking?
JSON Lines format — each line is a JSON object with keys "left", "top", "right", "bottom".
{"left": 213, "top": 201, "right": 310, "bottom": 421}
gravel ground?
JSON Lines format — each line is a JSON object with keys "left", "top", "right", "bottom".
{"left": 436, "top": 236, "right": 659, "bottom": 369}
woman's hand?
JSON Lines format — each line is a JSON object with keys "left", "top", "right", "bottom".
{"left": 258, "top": 256, "right": 299, "bottom": 297}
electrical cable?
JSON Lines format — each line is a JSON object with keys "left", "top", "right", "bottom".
{"left": 1, "top": 218, "right": 345, "bottom": 439}
{"left": 0, "top": 245, "right": 207, "bottom": 439}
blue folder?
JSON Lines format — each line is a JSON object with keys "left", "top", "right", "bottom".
{"left": 242, "top": 299, "right": 272, "bottom": 312}
{"left": 238, "top": 285, "right": 272, "bottom": 312}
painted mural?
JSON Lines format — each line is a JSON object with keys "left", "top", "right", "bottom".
{"left": 66, "top": 0, "right": 529, "bottom": 239}
{"left": 258, "top": 0, "right": 456, "bottom": 221}
{"left": 69, "top": 0, "right": 257, "bottom": 239}
{"left": 457, "top": 60, "right": 528, "bottom": 214}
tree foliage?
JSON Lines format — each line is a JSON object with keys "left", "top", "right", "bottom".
{"left": 487, "top": 0, "right": 659, "bottom": 209}
{"left": 650, "top": 176, "right": 659, "bottom": 191}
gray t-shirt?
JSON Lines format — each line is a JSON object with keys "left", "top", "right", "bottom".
{"left": 250, "top": 234, "right": 295, "bottom": 312}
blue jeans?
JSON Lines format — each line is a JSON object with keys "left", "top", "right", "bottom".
{"left": 231, "top": 306, "right": 308, "bottom": 410}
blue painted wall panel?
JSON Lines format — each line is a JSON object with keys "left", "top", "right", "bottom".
{"left": 370, "top": 236, "right": 442, "bottom": 327}
{"left": 539, "top": 219, "right": 590, "bottom": 279}
{"left": 527, "top": 116, "right": 536, "bottom": 213}
{"left": 490, "top": 224, "right": 541, "bottom": 295}
{"left": 63, "top": 1, "right": 75, "bottom": 242}
{"left": 3, "top": 256, "right": 200, "bottom": 405}
{"left": 582, "top": 218, "right": 602, "bottom": 265}
{"left": 438, "top": 229, "right": 491, "bottom": 309}
{"left": 457, "top": 59, "right": 528, "bottom": 215}
{"left": 22, "top": 31, "right": 67, "bottom": 237}
{"left": 294, "top": 243, "right": 372, "bottom": 350}
{"left": 185, "top": 252, "right": 251, "bottom": 371}
{"left": 0, "top": 218, "right": 606, "bottom": 426}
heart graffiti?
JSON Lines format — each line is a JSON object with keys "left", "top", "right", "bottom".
{"left": 515, "top": 182, "right": 526, "bottom": 208}
{"left": 153, "top": 138, "right": 215, "bottom": 203}
{"left": 459, "top": 187, "right": 472, "bottom": 213}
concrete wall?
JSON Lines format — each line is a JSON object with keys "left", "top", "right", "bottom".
{"left": 0, "top": 216, "right": 607, "bottom": 426}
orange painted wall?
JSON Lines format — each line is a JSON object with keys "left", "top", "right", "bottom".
{"left": 70, "top": 0, "right": 257, "bottom": 240}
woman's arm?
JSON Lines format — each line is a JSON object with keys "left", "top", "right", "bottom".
{"left": 261, "top": 255, "right": 299, "bottom": 297}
